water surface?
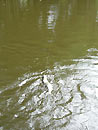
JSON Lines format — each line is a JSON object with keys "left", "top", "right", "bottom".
{"left": 0, "top": 0, "right": 98, "bottom": 129}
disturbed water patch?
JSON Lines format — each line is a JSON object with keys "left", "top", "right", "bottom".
{"left": 1, "top": 49, "right": 98, "bottom": 130}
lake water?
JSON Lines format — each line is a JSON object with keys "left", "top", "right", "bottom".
{"left": 0, "top": 0, "right": 98, "bottom": 129}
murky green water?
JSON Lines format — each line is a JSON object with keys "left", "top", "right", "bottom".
{"left": 1, "top": 0, "right": 98, "bottom": 129}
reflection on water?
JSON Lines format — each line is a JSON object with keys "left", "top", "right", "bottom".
{"left": 47, "top": 5, "right": 58, "bottom": 30}
{"left": 19, "top": 0, "right": 28, "bottom": 8}
{"left": 1, "top": 48, "right": 98, "bottom": 129}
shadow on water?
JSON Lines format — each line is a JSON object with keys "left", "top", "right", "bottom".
{"left": 1, "top": 48, "right": 98, "bottom": 130}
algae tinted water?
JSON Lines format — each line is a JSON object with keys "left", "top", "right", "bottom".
{"left": 0, "top": 0, "right": 98, "bottom": 129}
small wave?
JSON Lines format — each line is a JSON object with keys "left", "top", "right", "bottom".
{"left": 1, "top": 48, "right": 98, "bottom": 129}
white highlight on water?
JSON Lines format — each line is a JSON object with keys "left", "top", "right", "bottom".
{"left": 43, "top": 75, "right": 53, "bottom": 94}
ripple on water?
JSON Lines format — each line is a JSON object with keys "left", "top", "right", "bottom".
{"left": 1, "top": 48, "right": 98, "bottom": 129}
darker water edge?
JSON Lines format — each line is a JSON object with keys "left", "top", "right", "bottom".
{"left": 1, "top": 48, "right": 98, "bottom": 130}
